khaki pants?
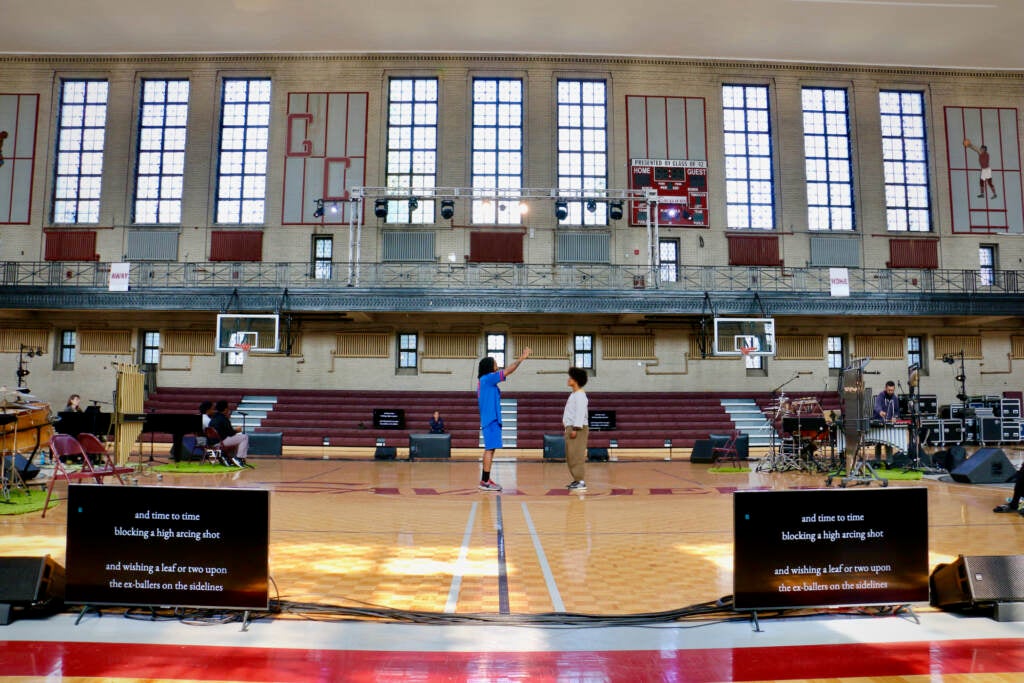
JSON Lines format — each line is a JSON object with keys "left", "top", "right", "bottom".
{"left": 564, "top": 425, "right": 589, "bottom": 481}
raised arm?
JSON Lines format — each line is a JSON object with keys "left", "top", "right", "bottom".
{"left": 503, "top": 347, "right": 532, "bottom": 378}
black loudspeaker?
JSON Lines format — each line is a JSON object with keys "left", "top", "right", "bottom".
{"left": 587, "top": 447, "right": 609, "bottom": 462}
{"left": 408, "top": 433, "right": 451, "bottom": 460}
{"left": 931, "top": 554, "right": 1024, "bottom": 610}
{"left": 373, "top": 446, "right": 397, "bottom": 460}
{"left": 689, "top": 439, "right": 716, "bottom": 464}
{"left": 542, "top": 434, "right": 565, "bottom": 460}
{"left": 950, "top": 448, "right": 1015, "bottom": 484}
{"left": 2, "top": 454, "right": 39, "bottom": 481}
{"left": 980, "top": 417, "right": 1003, "bottom": 443}
{"left": 0, "top": 556, "right": 65, "bottom": 625}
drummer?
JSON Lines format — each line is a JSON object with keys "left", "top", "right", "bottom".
{"left": 872, "top": 381, "right": 900, "bottom": 463}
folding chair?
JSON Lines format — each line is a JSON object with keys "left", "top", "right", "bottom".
{"left": 76, "top": 432, "right": 133, "bottom": 481}
{"left": 205, "top": 427, "right": 239, "bottom": 466}
{"left": 75, "top": 432, "right": 109, "bottom": 467}
{"left": 43, "top": 435, "right": 104, "bottom": 517}
{"left": 711, "top": 430, "right": 741, "bottom": 465}
{"left": 181, "top": 434, "right": 210, "bottom": 462}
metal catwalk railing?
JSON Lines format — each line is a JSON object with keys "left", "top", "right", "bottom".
{"left": 1, "top": 260, "right": 1020, "bottom": 296}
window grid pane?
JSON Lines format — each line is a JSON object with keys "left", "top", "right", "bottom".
{"left": 313, "top": 235, "right": 333, "bottom": 280}
{"left": 486, "top": 333, "right": 506, "bottom": 369}
{"left": 722, "top": 85, "right": 775, "bottom": 230}
{"left": 557, "top": 80, "right": 607, "bottom": 226}
{"left": 53, "top": 80, "right": 108, "bottom": 224}
{"left": 827, "top": 335, "right": 844, "bottom": 369}
{"left": 907, "top": 336, "right": 923, "bottom": 369}
{"left": 979, "top": 245, "right": 996, "bottom": 286}
{"left": 386, "top": 78, "right": 438, "bottom": 223}
{"left": 215, "top": 78, "right": 271, "bottom": 224}
{"left": 472, "top": 78, "right": 523, "bottom": 225}
{"left": 802, "top": 87, "right": 854, "bottom": 231}
{"left": 135, "top": 79, "right": 190, "bottom": 224}
{"left": 574, "top": 334, "right": 594, "bottom": 369}
{"left": 399, "top": 333, "right": 418, "bottom": 368}
{"left": 880, "top": 91, "right": 931, "bottom": 233}
{"left": 61, "top": 330, "right": 77, "bottom": 364}
{"left": 143, "top": 330, "right": 161, "bottom": 365}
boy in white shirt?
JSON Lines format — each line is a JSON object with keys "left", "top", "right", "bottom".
{"left": 563, "top": 367, "right": 590, "bottom": 491}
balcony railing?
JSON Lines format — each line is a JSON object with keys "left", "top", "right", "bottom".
{"left": 1, "top": 260, "right": 1020, "bottom": 296}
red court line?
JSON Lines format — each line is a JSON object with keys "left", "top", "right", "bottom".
{"left": 1, "top": 637, "right": 1022, "bottom": 681}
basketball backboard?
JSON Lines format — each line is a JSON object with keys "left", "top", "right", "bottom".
{"left": 712, "top": 317, "right": 776, "bottom": 357}
{"left": 215, "top": 314, "right": 280, "bottom": 353}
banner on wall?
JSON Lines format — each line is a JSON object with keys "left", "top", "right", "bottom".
{"left": 108, "top": 263, "right": 130, "bottom": 292}
{"left": 829, "top": 267, "right": 850, "bottom": 297}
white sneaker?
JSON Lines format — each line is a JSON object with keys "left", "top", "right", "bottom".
{"left": 567, "top": 480, "right": 587, "bottom": 491}
{"left": 479, "top": 480, "right": 502, "bottom": 492}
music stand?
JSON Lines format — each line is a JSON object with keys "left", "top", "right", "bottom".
{"left": 0, "top": 413, "right": 27, "bottom": 501}
{"left": 902, "top": 364, "right": 941, "bottom": 474}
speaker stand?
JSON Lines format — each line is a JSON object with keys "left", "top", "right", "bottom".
{"left": 75, "top": 604, "right": 104, "bottom": 625}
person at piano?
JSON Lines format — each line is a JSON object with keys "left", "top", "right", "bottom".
{"left": 199, "top": 401, "right": 215, "bottom": 431}
{"left": 210, "top": 400, "right": 250, "bottom": 467}
{"left": 872, "top": 381, "right": 900, "bottom": 463}
{"left": 65, "top": 394, "right": 83, "bottom": 412}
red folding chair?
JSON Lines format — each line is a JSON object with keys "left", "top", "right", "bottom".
{"left": 711, "top": 430, "right": 741, "bottom": 465}
{"left": 75, "top": 432, "right": 108, "bottom": 467}
{"left": 206, "top": 427, "right": 239, "bottom": 466}
{"left": 43, "top": 434, "right": 133, "bottom": 517}
{"left": 78, "top": 433, "right": 133, "bottom": 482}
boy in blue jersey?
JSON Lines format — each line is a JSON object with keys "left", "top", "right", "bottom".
{"left": 477, "top": 347, "right": 532, "bottom": 491}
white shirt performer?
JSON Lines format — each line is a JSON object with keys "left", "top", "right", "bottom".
{"left": 562, "top": 367, "right": 590, "bottom": 492}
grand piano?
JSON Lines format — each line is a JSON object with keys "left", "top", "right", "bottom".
{"left": 56, "top": 409, "right": 202, "bottom": 460}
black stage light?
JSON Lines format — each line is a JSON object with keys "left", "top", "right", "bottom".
{"left": 440, "top": 199, "right": 455, "bottom": 220}
{"left": 609, "top": 200, "right": 624, "bottom": 221}
{"left": 408, "top": 196, "right": 419, "bottom": 212}
{"left": 312, "top": 198, "right": 324, "bottom": 219}
{"left": 555, "top": 200, "right": 568, "bottom": 221}
{"left": 586, "top": 199, "right": 597, "bottom": 213}
{"left": 374, "top": 198, "right": 388, "bottom": 218}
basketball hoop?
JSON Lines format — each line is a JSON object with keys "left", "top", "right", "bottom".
{"left": 740, "top": 345, "right": 756, "bottom": 359}
{"left": 233, "top": 342, "right": 251, "bottom": 364}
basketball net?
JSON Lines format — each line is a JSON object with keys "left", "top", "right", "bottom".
{"left": 233, "top": 341, "right": 251, "bottom": 364}
{"left": 739, "top": 345, "right": 756, "bottom": 359}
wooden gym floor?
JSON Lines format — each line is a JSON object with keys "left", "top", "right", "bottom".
{"left": 2, "top": 446, "right": 1024, "bottom": 681}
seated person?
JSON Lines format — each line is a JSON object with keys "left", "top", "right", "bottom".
{"left": 196, "top": 401, "right": 215, "bottom": 447}
{"left": 429, "top": 410, "right": 446, "bottom": 434}
{"left": 994, "top": 462, "right": 1024, "bottom": 515}
{"left": 210, "top": 400, "right": 250, "bottom": 466}
{"left": 65, "top": 394, "right": 83, "bottom": 412}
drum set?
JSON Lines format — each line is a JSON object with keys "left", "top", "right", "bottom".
{"left": 756, "top": 392, "right": 840, "bottom": 473}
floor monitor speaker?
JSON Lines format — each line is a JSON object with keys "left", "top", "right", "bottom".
{"left": 931, "top": 554, "right": 1024, "bottom": 610}
{"left": 2, "top": 454, "right": 40, "bottom": 481}
{"left": 0, "top": 555, "right": 65, "bottom": 625}
{"left": 587, "top": 447, "right": 609, "bottom": 462}
{"left": 373, "top": 446, "right": 397, "bottom": 460}
{"left": 950, "top": 448, "right": 1014, "bottom": 484}
{"left": 543, "top": 434, "right": 565, "bottom": 460}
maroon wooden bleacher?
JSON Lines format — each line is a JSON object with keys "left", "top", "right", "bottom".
{"left": 145, "top": 388, "right": 839, "bottom": 451}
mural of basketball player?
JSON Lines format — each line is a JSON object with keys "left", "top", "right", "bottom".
{"left": 965, "top": 139, "right": 997, "bottom": 199}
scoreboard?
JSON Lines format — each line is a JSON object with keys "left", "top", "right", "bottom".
{"left": 630, "top": 158, "right": 708, "bottom": 227}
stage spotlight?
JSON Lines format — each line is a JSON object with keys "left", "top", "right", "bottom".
{"left": 586, "top": 199, "right": 597, "bottom": 213}
{"left": 440, "top": 199, "right": 455, "bottom": 220}
{"left": 312, "top": 198, "right": 324, "bottom": 219}
{"left": 408, "top": 196, "right": 419, "bottom": 212}
{"left": 555, "top": 200, "right": 568, "bottom": 221}
{"left": 373, "top": 198, "right": 388, "bottom": 218}
{"left": 609, "top": 200, "right": 624, "bottom": 221}
{"left": 329, "top": 202, "right": 339, "bottom": 214}
{"left": 942, "top": 354, "right": 955, "bottom": 365}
